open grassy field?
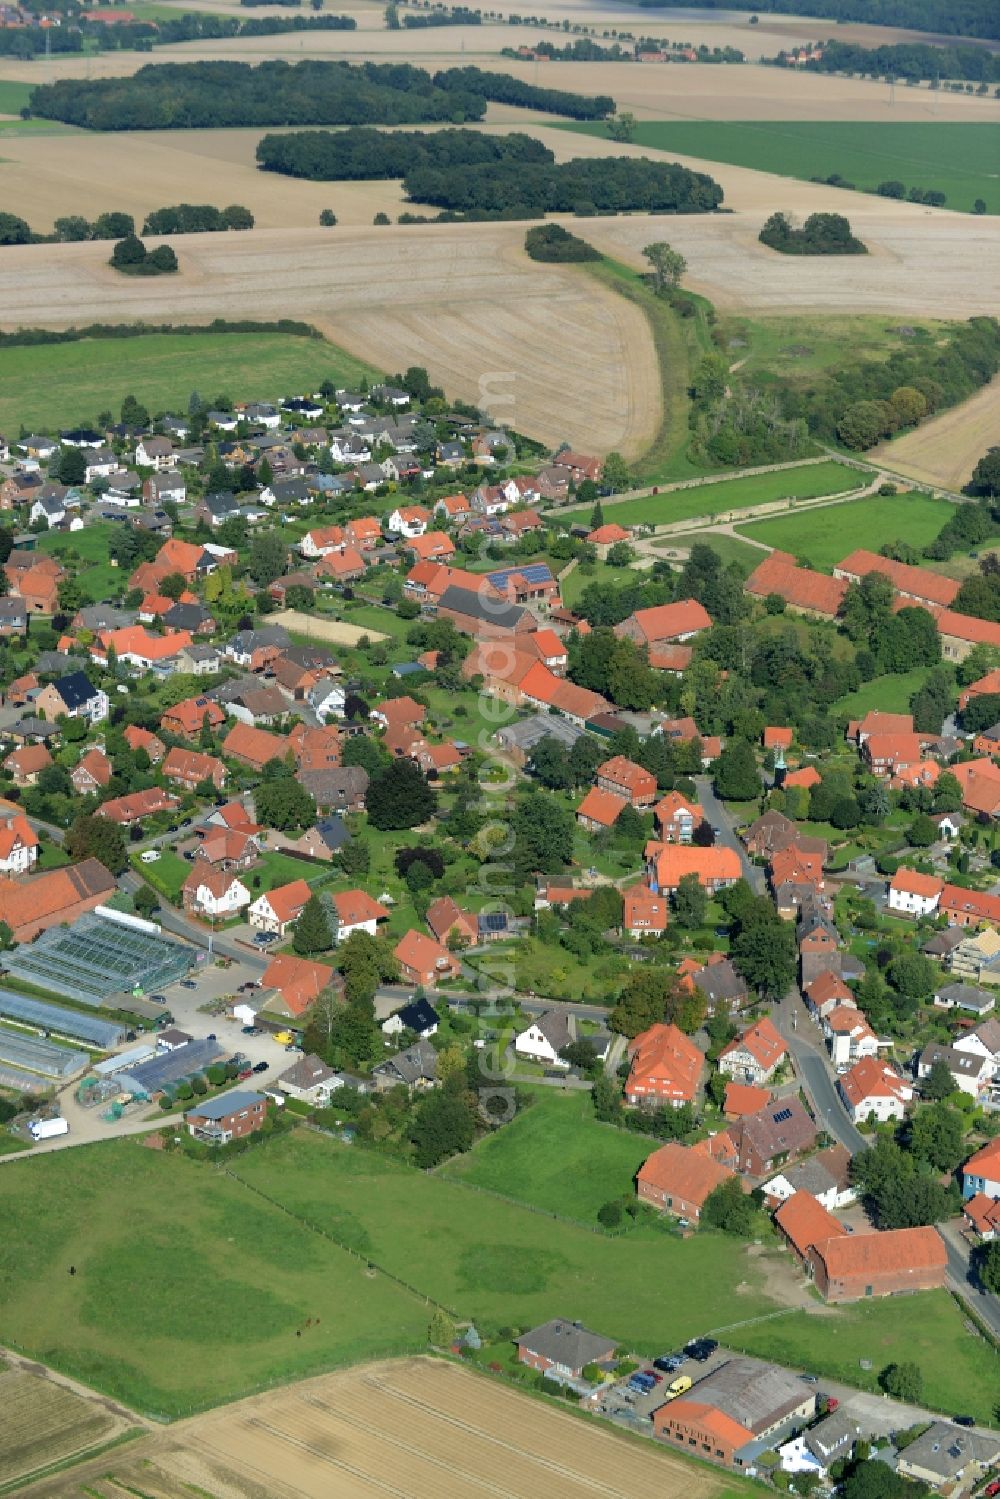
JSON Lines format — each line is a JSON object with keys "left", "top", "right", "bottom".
{"left": 721, "top": 312, "right": 950, "bottom": 386}
{"left": 0, "top": 330, "right": 377, "bottom": 435}
{"left": 20, "top": 1359, "right": 756, "bottom": 1499}
{"left": 731, "top": 1291, "right": 1000, "bottom": 1427}
{"left": 0, "top": 80, "right": 33, "bottom": 114}
{"left": 0, "top": 1138, "right": 431, "bottom": 1415}
{"left": 835, "top": 667, "right": 936, "bottom": 718}
{"left": 441, "top": 1088, "right": 651, "bottom": 1224}
{"left": 561, "top": 460, "right": 862, "bottom": 530}
{"left": 736, "top": 491, "right": 953, "bottom": 570}
{"left": 564, "top": 121, "right": 1000, "bottom": 216}
{"left": 658, "top": 532, "right": 766, "bottom": 575}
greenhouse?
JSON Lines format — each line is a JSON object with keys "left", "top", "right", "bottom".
{"left": 4, "top": 910, "right": 194, "bottom": 1007}
{"left": 0, "top": 991, "right": 125, "bottom": 1049}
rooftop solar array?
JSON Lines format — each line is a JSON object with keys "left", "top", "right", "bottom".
{"left": 486, "top": 563, "right": 554, "bottom": 590}
{"left": 5, "top": 911, "right": 194, "bottom": 1007}
{"left": 0, "top": 991, "right": 124, "bottom": 1049}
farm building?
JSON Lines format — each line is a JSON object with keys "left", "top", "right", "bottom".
{"left": 0, "top": 991, "right": 125, "bottom": 1048}
{"left": 4, "top": 909, "right": 194, "bottom": 1006}
{"left": 114, "top": 1038, "right": 224, "bottom": 1096}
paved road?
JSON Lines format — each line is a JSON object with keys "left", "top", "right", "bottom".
{"left": 937, "top": 1218, "right": 1000, "bottom": 1341}
{"left": 120, "top": 871, "right": 267, "bottom": 972}
{"left": 695, "top": 776, "right": 765, "bottom": 894}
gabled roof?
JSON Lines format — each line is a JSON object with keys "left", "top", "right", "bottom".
{"left": 775, "top": 1191, "right": 847, "bottom": 1258}
{"left": 0, "top": 859, "right": 115, "bottom": 932}
{"left": 812, "top": 1225, "right": 945, "bottom": 1280}
{"left": 723, "top": 1081, "right": 770, "bottom": 1118}
{"left": 836, "top": 549, "right": 960, "bottom": 607}
{"left": 438, "top": 584, "right": 529, "bottom": 631}
{"left": 73, "top": 747, "right": 112, "bottom": 787}
{"left": 839, "top": 1057, "right": 909, "bottom": 1108}
{"left": 256, "top": 879, "right": 311, "bottom": 925}
{"left": 890, "top": 867, "right": 944, "bottom": 899}
{"left": 619, "top": 598, "right": 712, "bottom": 643}
{"left": 746, "top": 551, "right": 847, "bottom": 617}
{"left": 637, "top": 1140, "right": 733, "bottom": 1206}
{"left": 576, "top": 786, "right": 627, "bottom": 827}
{"left": 50, "top": 670, "right": 99, "bottom": 711}
{"left": 261, "top": 953, "right": 331, "bottom": 1016}
{"left": 222, "top": 722, "right": 290, "bottom": 769}
{"left": 332, "top": 888, "right": 385, "bottom": 928}
{"left": 394, "top": 928, "right": 455, "bottom": 974}
{"left": 722, "top": 1017, "right": 786, "bottom": 1071}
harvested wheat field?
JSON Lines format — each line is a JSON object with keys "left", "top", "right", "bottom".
{"left": 0, "top": 228, "right": 660, "bottom": 455}
{"left": 269, "top": 609, "right": 388, "bottom": 646}
{"left": 874, "top": 375, "right": 1000, "bottom": 492}
{"left": 20, "top": 1357, "right": 748, "bottom": 1499}
{"left": 0, "top": 1364, "right": 137, "bottom": 1489}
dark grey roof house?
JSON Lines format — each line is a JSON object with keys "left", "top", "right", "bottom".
{"left": 515, "top": 1319, "right": 616, "bottom": 1378}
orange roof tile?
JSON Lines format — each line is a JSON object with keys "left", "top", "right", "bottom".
{"left": 627, "top": 1022, "right": 703, "bottom": 1105}
{"left": 722, "top": 1017, "right": 786, "bottom": 1071}
{"left": 587, "top": 523, "right": 631, "bottom": 545}
{"left": 764, "top": 727, "right": 793, "bottom": 749}
{"left": 624, "top": 598, "right": 712, "bottom": 644}
{"left": 577, "top": 786, "right": 628, "bottom": 827}
{"left": 638, "top": 1140, "right": 733, "bottom": 1206}
{"left": 746, "top": 551, "right": 847, "bottom": 617}
{"left": 723, "top": 1081, "right": 771, "bottom": 1118}
{"left": 650, "top": 844, "right": 741, "bottom": 890}
{"left": 776, "top": 1191, "right": 847, "bottom": 1258}
{"left": 623, "top": 884, "right": 668, "bottom": 932}
{"left": 262, "top": 953, "right": 332, "bottom": 1016}
{"left": 259, "top": 879, "right": 311, "bottom": 924}
{"left": 836, "top": 550, "right": 960, "bottom": 607}
{"left": 333, "top": 889, "right": 385, "bottom": 928}
{"left": 222, "top": 722, "right": 290, "bottom": 769}
{"left": 597, "top": 756, "right": 656, "bottom": 797}
{"left": 783, "top": 765, "right": 821, "bottom": 789}
{"left": 812, "top": 1225, "right": 945, "bottom": 1279}
{"left": 890, "top": 867, "right": 944, "bottom": 899}
{"left": 839, "top": 1057, "right": 910, "bottom": 1109}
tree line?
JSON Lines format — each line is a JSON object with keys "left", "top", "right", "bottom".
{"left": 256, "top": 126, "right": 553, "bottom": 180}
{"left": 0, "top": 205, "right": 254, "bottom": 246}
{"left": 0, "top": 9, "right": 355, "bottom": 59}
{"left": 771, "top": 37, "right": 1000, "bottom": 84}
{"left": 631, "top": 0, "right": 998, "bottom": 42}
{"left": 401, "top": 156, "right": 723, "bottom": 218}
{"left": 28, "top": 59, "right": 615, "bottom": 131}
{"left": 524, "top": 224, "right": 600, "bottom": 261}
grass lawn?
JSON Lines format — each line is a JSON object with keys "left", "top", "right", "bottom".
{"left": 730, "top": 1291, "right": 999, "bottom": 1425}
{"left": 36, "top": 524, "right": 115, "bottom": 564}
{"left": 737, "top": 492, "right": 954, "bottom": 571}
{"left": 255, "top": 849, "right": 332, "bottom": 893}
{"left": 37, "top": 840, "right": 70, "bottom": 870}
{"left": 561, "top": 559, "right": 630, "bottom": 607}
{"left": 562, "top": 120, "right": 1000, "bottom": 216}
{"left": 0, "top": 80, "right": 34, "bottom": 114}
{"left": 0, "top": 1137, "right": 431, "bottom": 1415}
{"left": 340, "top": 603, "right": 412, "bottom": 641}
{"left": 441, "top": 1088, "right": 652, "bottom": 1224}
{"left": 234, "top": 1130, "right": 783, "bottom": 1351}
{"left": 561, "top": 461, "right": 861, "bottom": 530}
{"left": 659, "top": 531, "right": 766, "bottom": 575}
{"left": 835, "top": 667, "right": 936, "bottom": 718}
{"left": 0, "top": 331, "right": 380, "bottom": 436}
{"left": 482, "top": 934, "right": 630, "bottom": 1004}
{"left": 132, "top": 849, "right": 189, "bottom": 900}
{"left": 720, "top": 313, "right": 950, "bottom": 388}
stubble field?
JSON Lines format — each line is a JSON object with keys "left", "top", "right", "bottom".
{"left": 19, "top": 1358, "right": 753, "bottom": 1499}
{"left": 873, "top": 374, "right": 1000, "bottom": 491}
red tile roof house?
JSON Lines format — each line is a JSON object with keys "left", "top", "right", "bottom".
{"left": 636, "top": 1140, "right": 736, "bottom": 1220}
{"left": 775, "top": 1190, "right": 846, "bottom": 1263}
{"left": 576, "top": 785, "right": 627, "bottom": 832}
{"left": 863, "top": 732, "right": 932, "bottom": 776}
{"left": 96, "top": 787, "right": 180, "bottom": 825}
{"left": 371, "top": 695, "right": 427, "bottom": 732}
{"left": 783, "top": 765, "right": 821, "bottom": 791}
{"left": 4, "top": 742, "right": 52, "bottom": 786}
{"left": 807, "top": 1225, "right": 946, "bottom": 1303}
{"left": 960, "top": 667, "right": 1000, "bottom": 711}
{"left": 837, "top": 1057, "right": 913, "bottom": 1123}
{"left": 769, "top": 842, "right": 826, "bottom": 896}
{"left": 406, "top": 531, "right": 455, "bottom": 563}
{"left": 195, "top": 828, "right": 260, "bottom": 872}
{"left": 730, "top": 1096, "right": 817, "bottom": 1179}
{"left": 653, "top": 789, "right": 704, "bottom": 843}
{"left": 625, "top": 1022, "right": 703, "bottom": 1108}
{"left": 0, "top": 860, "right": 117, "bottom": 942}
{"left": 595, "top": 755, "right": 657, "bottom": 808}
{"left": 182, "top": 867, "right": 251, "bottom": 921}
{"left": 887, "top": 867, "right": 944, "bottom": 918}
{"left": 0, "top": 810, "right": 38, "bottom": 876}
{"left": 248, "top": 878, "right": 311, "bottom": 937}
{"left": 261, "top": 952, "right": 333, "bottom": 1019}
{"left": 963, "top": 1136, "right": 1000, "bottom": 1203}
{"left": 804, "top": 969, "right": 856, "bottom": 1020}
{"left": 763, "top": 727, "right": 793, "bottom": 751}
{"left": 162, "top": 746, "right": 228, "bottom": 792}
{"left": 723, "top": 1081, "right": 771, "bottom": 1121}
{"left": 222, "top": 722, "right": 291, "bottom": 772}
{"left": 124, "top": 724, "right": 166, "bottom": 763}
{"left": 745, "top": 551, "right": 848, "bottom": 620}
{"left": 622, "top": 884, "right": 668, "bottom": 938}
{"left": 963, "top": 1192, "right": 1000, "bottom": 1239}
{"left": 718, "top": 1017, "right": 787, "bottom": 1086}
{"left": 646, "top": 843, "right": 741, "bottom": 895}
{"left": 394, "top": 929, "right": 462, "bottom": 988}
{"left": 939, "top": 883, "right": 1000, "bottom": 929}
{"left": 331, "top": 888, "right": 386, "bottom": 941}
{"left": 70, "top": 747, "right": 112, "bottom": 795}
{"left": 160, "top": 696, "right": 226, "bottom": 740}
{"left": 833, "top": 549, "right": 960, "bottom": 610}
{"left": 426, "top": 895, "right": 479, "bottom": 949}
{"left": 614, "top": 598, "right": 712, "bottom": 649}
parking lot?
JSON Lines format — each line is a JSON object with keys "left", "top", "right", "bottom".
{"left": 591, "top": 1342, "right": 729, "bottom": 1430}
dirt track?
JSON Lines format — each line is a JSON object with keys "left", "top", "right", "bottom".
{"left": 20, "top": 1357, "right": 734, "bottom": 1498}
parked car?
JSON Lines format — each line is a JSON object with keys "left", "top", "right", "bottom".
{"left": 684, "top": 1339, "right": 717, "bottom": 1362}
{"left": 206, "top": 1033, "right": 216, "bottom": 1041}
{"left": 252, "top": 1061, "right": 269, "bottom": 1074}
{"left": 149, "top": 994, "right": 167, "bottom": 1005}
{"left": 665, "top": 1375, "right": 692, "bottom": 1400}
{"left": 983, "top": 1478, "right": 1000, "bottom": 1495}
{"left": 953, "top": 1415, "right": 975, "bottom": 1428}
{"left": 654, "top": 1354, "right": 686, "bottom": 1373}
{"left": 238, "top": 1068, "right": 252, "bottom": 1080}
{"left": 254, "top": 932, "right": 278, "bottom": 946}
{"left": 241, "top": 1025, "right": 263, "bottom": 1036}
{"left": 179, "top": 979, "right": 197, "bottom": 990}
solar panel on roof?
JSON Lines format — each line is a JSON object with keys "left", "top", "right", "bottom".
{"left": 480, "top": 912, "right": 508, "bottom": 932}
{"left": 773, "top": 1107, "right": 793, "bottom": 1123}
{"left": 486, "top": 563, "right": 554, "bottom": 588}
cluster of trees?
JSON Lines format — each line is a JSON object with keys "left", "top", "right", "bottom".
{"left": 968, "top": 447, "right": 1000, "bottom": 498}
{"left": 141, "top": 204, "right": 254, "bottom": 234}
{"left": 256, "top": 126, "right": 552, "bottom": 180}
{"left": 399, "top": 156, "right": 723, "bottom": 219}
{"left": 841, "top": 572, "right": 941, "bottom": 673}
{"left": 922, "top": 494, "right": 996, "bottom": 558}
{"left": 402, "top": 7, "right": 482, "bottom": 25}
{"left": 1, "top": 10, "right": 357, "bottom": 59}
{"left": 780, "top": 37, "right": 1000, "bottom": 84}
{"left": 0, "top": 209, "right": 143, "bottom": 247}
{"left": 634, "top": 0, "right": 998, "bottom": 42}
{"left": 109, "top": 234, "right": 178, "bottom": 276}
{"left": 432, "top": 65, "right": 614, "bottom": 120}
{"left": 524, "top": 223, "right": 600, "bottom": 261}
{"left": 786, "top": 314, "right": 1000, "bottom": 450}
{"left": 876, "top": 180, "right": 949, "bottom": 208}
{"left": 28, "top": 60, "right": 489, "bottom": 131}
{"left": 953, "top": 556, "right": 1000, "bottom": 624}
{"left": 850, "top": 1133, "right": 960, "bottom": 1229}
{"left": 759, "top": 211, "right": 867, "bottom": 255}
